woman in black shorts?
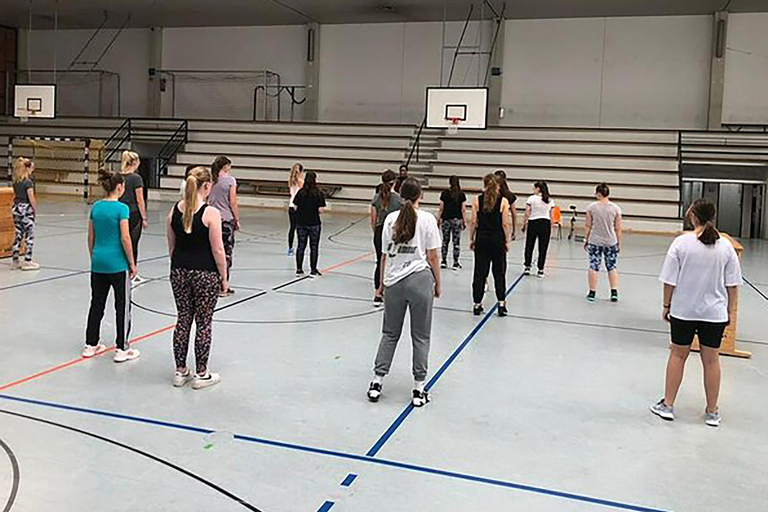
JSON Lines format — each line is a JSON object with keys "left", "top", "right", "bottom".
{"left": 651, "top": 199, "right": 742, "bottom": 427}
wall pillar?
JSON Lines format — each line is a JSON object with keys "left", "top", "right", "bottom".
{"left": 487, "top": 19, "right": 505, "bottom": 126}
{"left": 707, "top": 12, "right": 728, "bottom": 130}
{"left": 147, "top": 26, "right": 163, "bottom": 118}
{"left": 304, "top": 23, "right": 320, "bottom": 122}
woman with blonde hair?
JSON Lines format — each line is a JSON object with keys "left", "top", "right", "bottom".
{"left": 11, "top": 157, "right": 39, "bottom": 270}
{"left": 287, "top": 163, "right": 304, "bottom": 255}
{"left": 119, "top": 150, "right": 149, "bottom": 284}
{"left": 166, "top": 167, "right": 229, "bottom": 390}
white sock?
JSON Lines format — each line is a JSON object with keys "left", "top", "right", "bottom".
{"left": 373, "top": 375, "right": 384, "bottom": 385}
{"left": 414, "top": 380, "right": 425, "bottom": 392}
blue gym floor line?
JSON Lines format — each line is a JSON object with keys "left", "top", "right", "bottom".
{"left": 0, "top": 393, "right": 671, "bottom": 512}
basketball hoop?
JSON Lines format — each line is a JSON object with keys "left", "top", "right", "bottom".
{"left": 447, "top": 117, "right": 461, "bottom": 135}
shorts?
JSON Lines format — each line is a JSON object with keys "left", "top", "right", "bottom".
{"left": 587, "top": 244, "right": 619, "bottom": 271}
{"left": 669, "top": 317, "right": 728, "bottom": 349}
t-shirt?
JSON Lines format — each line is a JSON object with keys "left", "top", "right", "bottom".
{"left": 119, "top": 173, "right": 144, "bottom": 214}
{"left": 209, "top": 175, "right": 237, "bottom": 222}
{"left": 440, "top": 190, "right": 467, "bottom": 220}
{"left": 13, "top": 178, "right": 33, "bottom": 204}
{"left": 90, "top": 200, "right": 130, "bottom": 274}
{"left": 587, "top": 201, "right": 622, "bottom": 247}
{"left": 289, "top": 183, "right": 302, "bottom": 209}
{"left": 659, "top": 232, "right": 742, "bottom": 322}
{"left": 382, "top": 209, "right": 441, "bottom": 287}
{"left": 526, "top": 194, "right": 554, "bottom": 221}
{"left": 294, "top": 189, "right": 326, "bottom": 226}
{"left": 371, "top": 191, "right": 404, "bottom": 227}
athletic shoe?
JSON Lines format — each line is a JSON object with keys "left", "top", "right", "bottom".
{"left": 453, "top": 262, "right": 462, "bottom": 270}
{"left": 310, "top": 270, "right": 323, "bottom": 278}
{"left": 587, "top": 291, "right": 597, "bottom": 302}
{"left": 288, "top": 248, "right": 295, "bottom": 256}
{"left": 412, "top": 389, "right": 430, "bottom": 407}
{"left": 373, "top": 296, "right": 384, "bottom": 307}
{"left": 113, "top": 348, "right": 140, "bottom": 363}
{"left": 367, "top": 382, "right": 382, "bottom": 402}
{"left": 296, "top": 269, "right": 305, "bottom": 277}
{"left": 498, "top": 303, "right": 508, "bottom": 317}
{"left": 227, "top": 288, "right": 236, "bottom": 295}
{"left": 191, "top": 372, "right": 221, "bottom": 390}
{"left": 537, "top": 269, "right": 545, "bottom": 278}
{"left": 131, "top": 275, "right": 146, "bottom": 285}
{"left": 523, "top": 267, "right": 531, "bottom": 276}
{"left": 21, "top": 261, "right": 40, "bottom": 271}
{"left": 650, "top": 399, "right": 675, "bottom": 421}
{"left": 473, "top": 304, "right": 484, "bottom": 316}
{"left": 10, "top": 260, "right": 20, "bottom": 270}
{"left": 440, "top": 261, "right": 448, "bottom": 269}
{"left": 219, "top": 288, "right": 236, "bottom": 298}
{"left": 611, "top": 290, "right": 619, "bottom": 302}
{"left": 173, "top": 370, "right": 193, "bottom": 388}
{"left": 705, "top": 410, "right": 722, "bottom": 427}
{"left": 82, "top": 344, "right": 107, "bottom": 358}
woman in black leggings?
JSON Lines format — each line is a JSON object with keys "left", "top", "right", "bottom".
{"left": 293, "top": 170, "right": 326, "bottom": 277}
{"left": 470, "top": 174, "right": 511, "bottom": 317}
{"left": 370, "top": 169, "right": 403, "bottom": 305}
{"left": 522, "top": 181, "right": 554, "bottom": 278}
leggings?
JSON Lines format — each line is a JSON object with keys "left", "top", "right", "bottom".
{"left": 12, "top": 202, "right": 35, "bottom": 262}
{"left": 472, "top": 235, "right": 507, "bottom": 303}
{"left": 373, "top": 224, "right": 384, "bottom": 290}
{"left": 86, "top": 271, "right": 131, "bottom": 350}
{"left": 441, "top": 218, "right": 462, "bottom": 264}
{"left": 170, "top": 268, "right": 220, "bottom": 374}
{"left": 222, "top": 220, "right": 236, "bottom": 280}
{"left": 524, "top": 218, "right": 551, "bottom": 271}
{"left": 129, "top": 211, "right": 143, "bottom": 263}
{"left": 288, "top": 208, "right": 298, "bottom": 249}
{"left": 296, "top": 224, "right": 321, "bottom": 272}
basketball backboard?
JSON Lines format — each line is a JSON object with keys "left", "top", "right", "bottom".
{"left": 14, "top": 85, "right": 56, "bottom": 119}
{"left": 426, "top": 87, "right": 488, "bottom": 130}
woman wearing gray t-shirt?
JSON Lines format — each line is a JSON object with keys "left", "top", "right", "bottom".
{"left": 584, "top": 183, "right": 622, "bottom": 302}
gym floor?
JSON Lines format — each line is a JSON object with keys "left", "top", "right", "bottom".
{"left": 1, "top": 198, "right": 767, "bottom": 512}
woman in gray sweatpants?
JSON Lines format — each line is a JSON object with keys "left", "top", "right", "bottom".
{"left": 367, "top": 178, "right": 442, "bottom": 408}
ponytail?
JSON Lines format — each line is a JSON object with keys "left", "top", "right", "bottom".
{"left": 392, "top": 178, "right": 421, "bottom": 244}
{"left": 121, "top": 150, "right": 139, "bottom": 174}
{"left": 12, "top": 157, "right": 33, "bottom": 183}
{"left": 535, "top": 181, "right": 551, "bottom": 204}
{"left": 182, "top": 167, "right": 212, "bottom": 234}
{"left": 689, "top": 198, "right": 720, "bottom": 246}
{"left": 482, "top": 173, "right": 500, "bottom": 213}
{"left": 211, "top": 155, "right": 232, "bottom": 184}
{"left": 380, "top": 169, "right": 396, "bottom": 209}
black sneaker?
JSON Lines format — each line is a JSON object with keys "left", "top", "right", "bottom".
{"left": 373, "top": 295, "right": 384, "bottom": 307}
{"left": 296, "top": 269, "right": 305, "bottom": 277}
{"left": 611, "top": 290, "right": 619, "bottom": 302}
{"left": 498, "top": 303, "right": 508, "bottom": 317}
{"left": 440, "top": 261, "right": 448, "bottom": 269}
{"left": 310, "top": 269, "right": 323, "bottom": 278}
{"left": 587, "top": 290, "right": 596, "bottom": 302}
{"left": 412, "top": 389, "right": 430, "bottom": 407}
{"left": 523, "top": 267, "right": 531, "bottom": 276}
{"left": 473, "top": 304, "right": 484, "bottom": 316}
{"left": 453, "top": 262, "right": 462, "bottom": 270}
{"left": 367, "top": 382, "right": 382, "bottom": 402}
{"left": 537, "top": 269, "right": 545, "bottom": 278}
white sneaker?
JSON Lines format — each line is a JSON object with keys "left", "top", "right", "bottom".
{"left": 82, "top": 344, "right": 107, "bottom": 358}
{"left": 705, "top": 410, "right": 722, "bottom": 427}
{"left": 173, "top": 369, "right": 193, "bottom": 388}
{"left": 10, "top": 260, "right": 20, "bottom": 270}
{"left": 21, "top": 261, "right": 40, "bottom": 271}
{"left": 113, "top": 348, "right": 140, "bottom": 363}
{"left": 191, "top": 372, "right": 221, "bottom": 390}
{"left": 131, "top": 275, "right": 146, "bottom": 286}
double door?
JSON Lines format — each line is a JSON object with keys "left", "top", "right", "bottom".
{"left": 681, "top": 180, "right": 764, "bottom": 239}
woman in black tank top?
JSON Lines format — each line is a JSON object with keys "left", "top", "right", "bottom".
{"left": 469, "top": 174, "right": 512, "bottom": 317}
{"left": 166, "top": 166, "right": 228, "bottom": 391}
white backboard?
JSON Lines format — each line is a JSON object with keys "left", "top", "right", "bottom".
{"left": 426, "top": 87, "right": 488, "bottom": 129}
{"left": 15, "top": 85, "right": 56, "bottom": 119}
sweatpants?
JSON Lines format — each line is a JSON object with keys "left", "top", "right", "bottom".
{"left": 128, "top": 211, "right": 143, "bottom": 263}
{"left": 296, "top": 224, "right": 321, "bottom": 272}
{"left": 170, "top": 268, "right": 220, "bottom": 375}
{"left": 374, "top": 269, "right": 434, "bottom": 382}
{"left": 472, "top": 234, "right": 507, "bottom": 303}
{"left": 12, "top": 202, "right": 35, "bottom": 262}
{"left": 222, "top": 220, "right": 236, "bottom": 280}
{"left": 524, "top": 218, "right": 551, "bottom": 271}
{"left": 85, "top": 271, "right": 131, "bottom": 350}
{"left": 287, "top": 208, "right": 298, "bottom": 249}
{"left": 441, "top": 218, "right": 463, "bottom": 265}
{"left": 373, "top": 224, "right": 384, "bottom": 290}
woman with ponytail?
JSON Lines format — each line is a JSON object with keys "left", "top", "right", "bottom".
{"left": 11, "top": 157, "right": 39, "bottom": 270}
{"left": 293, "top": 170, "right": 326, "bottom": 276}
{"left": 437, "top": 175, "right": 467, "bottom": 270}
{"left": 119, "top": 151, "right": 148, "bottom": 285}
{"left": 522, "top": 180, "right": 554, "bottom": 277}
{"left": 83, "top": 168, "right": 139, "bottom": 363}
{"left": 287, "top": 163, "right": 304, "bottom": 255}
{"left": 370, "top": 169, "right": 403, "bottom": 305}
{"left": 469, "top": 174, "right": 512, "bottom": 316}
{"left": 367, "top": 178, "right": 442, "bottom": 408}
{"left": 166, "top": 167, "right": 228, "bottom": 390}
{"left": 652, "top": 199, "right": 741, "bottom": 427}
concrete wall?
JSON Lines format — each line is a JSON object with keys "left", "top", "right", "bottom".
{"left": 722, "top": 13, "right": 768, "bottom": 125}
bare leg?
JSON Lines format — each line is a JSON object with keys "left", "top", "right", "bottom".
{"left": 700, "top": 347, "right": 721, "bottom": 414}
{"left": 588, "top": 269, "right": 599, "bottom": 292}
{"left": 664, "top": 344, "right": 691, "bottom": 406}
{"left": 608, "top": 269, "right": 619, "bottom": 290}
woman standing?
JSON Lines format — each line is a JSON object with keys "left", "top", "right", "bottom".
{"left": 11, "top": 157, "right": 39, "bottom": 270}
{"left": 437, "top": 176, "right": 467, "bottom": 270}
{"left": 584, "top": 183, "right": 622, "bottom": 302}
{"left": 287, "top": 163, "right": 304, "bottom": 256}
{"left": 522, "top": 181, "right": 554, "bottom": 278}
{"left": 494, "top": 170, "right": 518, "bottom": 240}
{"left": 167, "top": 167, "right": 229, "bottom": 390}
{"left": 370, "top": 169, "right": 403, "bottom": 306}
{"left": 119, "top": 151, "right": 149, "bottom": 284}
{"left": 83, "top": 169, "right": 139, "bottom": 363}
{"left": 394, "top": 164, "right": 408, "bottom": 193}
{"left": 367, "top": 178, "right": 442, "bottom": 407}
{"left": 293, "top": 170, "right": 326, "bottom": 277}
{"left": 652, "top": 199, "right": 741, "bottom": 427}
{"left": 208, "top": 156, "right": 239, "bottom": 296}
{"left": 469, "top": 174, "right": 511, "bottom": 317}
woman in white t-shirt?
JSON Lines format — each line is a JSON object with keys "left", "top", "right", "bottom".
{"left": 287, "top": 163, "right": 304, "bottom": 255}
{"left": 522, "top": 181, "right": 554, "bottom": 277}
{"left": 651, "top": 199, "right": 741, "bottom": 427}
{"left": 367, "top": 178, "right": 442, "bottom": 408}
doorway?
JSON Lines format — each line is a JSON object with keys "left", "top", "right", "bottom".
{"left": 681, "top": 180, "right": 764, "bottom": 239}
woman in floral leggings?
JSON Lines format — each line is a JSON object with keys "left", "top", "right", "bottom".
{"left": 167, "top": 166, "right": 229, "bottom": 390}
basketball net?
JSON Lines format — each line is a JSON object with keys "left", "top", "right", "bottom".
{"left": 20, "top": 109, "right": 34, "bottom": 124}
{"left": 447, "top": 117, "right": 460, "bottom": 135}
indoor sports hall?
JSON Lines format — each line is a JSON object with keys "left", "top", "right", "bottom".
{"left": 1, "top": 1, "right": 767, "bottom": 512}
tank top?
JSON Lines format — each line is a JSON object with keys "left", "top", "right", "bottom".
{"left": 289, "top": 183, "right": 301, "bottom": 209}
{"left": 171, "top": 203, "right": 218, "bottom": 272}
{"left": 476, "top": 194, "right": 504, "bottom": 237}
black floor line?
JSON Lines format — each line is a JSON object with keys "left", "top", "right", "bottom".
{"left": 0, "top": 408, "right": 263, "bottom": 512}
{"left": 744, "top": 277, "right": 768, "bottom": 303}
{"left": 0, "top": 436, "right": 19, "bottom": 512}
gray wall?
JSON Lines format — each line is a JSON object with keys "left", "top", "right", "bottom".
{"left": 722, "top": 13, "right": 768, "bottom": 125}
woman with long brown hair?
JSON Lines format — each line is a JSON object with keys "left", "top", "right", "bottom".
{"left": 437, "top": 175, "right": 467, "bottom": 270}
{"left": 522, "top": 180, "right": 554, "bottom": 277}
{"left": 367, "top": 178, "right": 442, "bottom": 408}
{"left": 293, "top": 170, "right": 326, "bottom": 276}
{"left": 287, "top": 163, "right": 304, "bottom": 255}
{"left": 370, "top": 169, "right": 403, "bottom": 305}
{"left": 469, "top": 174, "right": 512, "bottom": 317}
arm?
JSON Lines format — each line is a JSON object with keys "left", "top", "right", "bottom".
{"left": 369, "top": 206, "right": 377, "bottom": 231}
{"left": 461, "top": 200, "right": 468, "bottom": 229}
{"left": 662, "top": 284, "right": 675, "bottom": 322}
{"left": 229, "top": 183, "right": 241, "bottom": 230}
{"left": 510, "top": 202, "right": 517, "bottom": 239}
{"left": 88, "top": 220, "right": 95, "bottom": 257}
{"left": 205, "top": 207, "right": 229, "bottom": 291}
{"left": 166, "top": 209, "right": 176, "bottom": 257}
{"left": 27, "top": 189, "right": 38, "bottom": 212}
{"left": 377, "top": 253, "right": 387, "bottom": 297}
{"left": 437, "top": 200, "right": 445, "bottom": 227}
{"left": 615, "top": 212, "right": 623, "bottom": 251}
{"left": 584, "top": 210, "right": 593, "bottom": 250}
{"left": 426, "top": 248, "right": 442, "bottom": 298}
{"left": 469, "top": 197, "right": 479, "bottom": 250}
{"left": 119, "top": 219, "right": 137, "bottom": 279}
{"left": 522, "top": 205, "right": 531, "bottom": 232}
{"left": 501, "top": 199, "right": 511, "bottom": 252}
{"left": 726, "top": 286, "right": 738, "bottom": 324}
{"left": 136, "top": 187, "right": 149, "bottom": 228}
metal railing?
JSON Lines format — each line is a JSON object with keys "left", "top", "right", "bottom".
{"left": 104, "top": 118, "right": 131, "bottom": 164}
{"left": 155, "top": 120, "right": 188, "bottom": 187}
{"left": 406, "top": 118, "right": 427, "bottom": 168}
{"left": 253, "top": 85, "right": 307, "bottom": 122}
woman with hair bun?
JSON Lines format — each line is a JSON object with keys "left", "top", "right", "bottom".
{"left": 651, "top": 198, "right": 742, "bottom": 427}
{"left": 584, "top": 182, "right": 622, "bottom": 302}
